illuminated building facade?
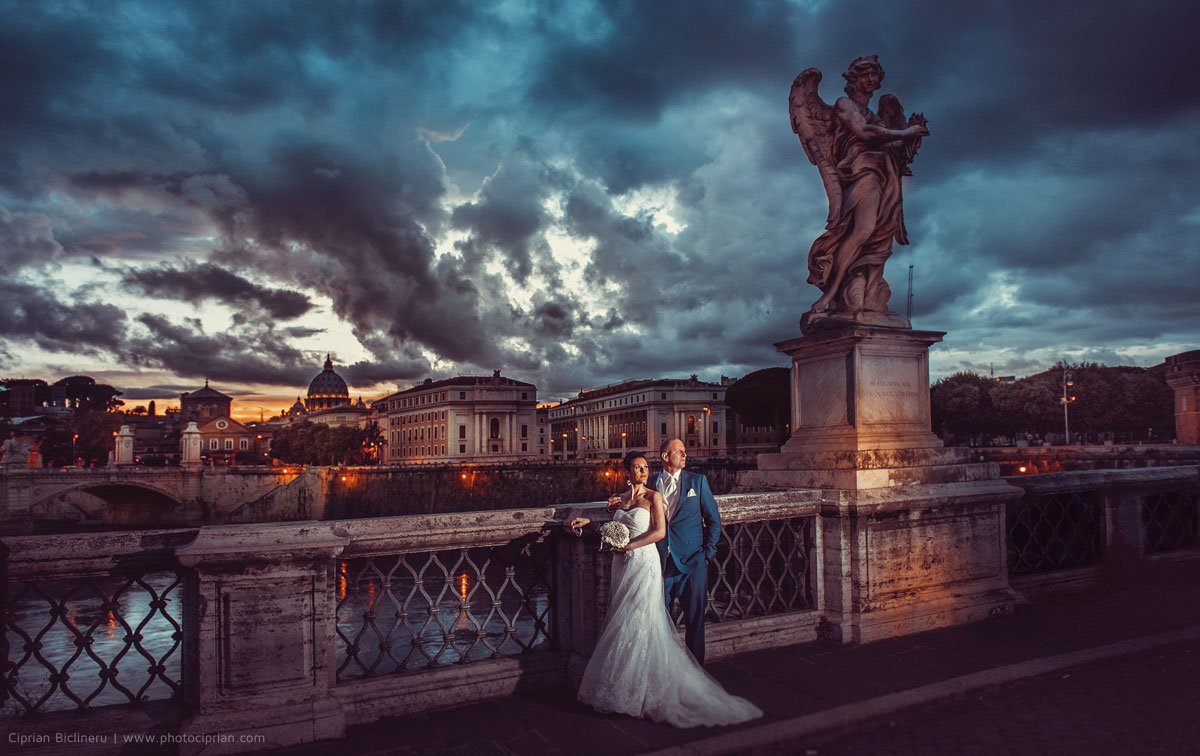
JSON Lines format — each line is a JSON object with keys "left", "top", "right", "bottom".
{"left": 376, "top": 370, "right": 542, "bottom": 463}
{"left": 547, "top": 376, "right": 727, "bottom": 460}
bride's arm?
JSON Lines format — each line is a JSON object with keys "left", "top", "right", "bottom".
{"left": 616, "top": 492, "right": 667, "bottom": 551}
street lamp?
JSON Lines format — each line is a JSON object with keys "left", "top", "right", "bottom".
{"left": 702, "top": 406, "right": 711, "bottom": 456}
{"left": 1061, "top": 369, "right": 1076, "bottom": 445}
{"left": 621, "top": 431, "right": 627, "bottom": 457}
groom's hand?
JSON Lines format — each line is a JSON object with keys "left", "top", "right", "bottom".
{"left": 606, "top": 494, "right": 622, "bottom": 512}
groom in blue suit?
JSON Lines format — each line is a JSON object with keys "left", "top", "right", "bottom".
{"left": 651, "top": 437, "right": 721, "bottom": 664}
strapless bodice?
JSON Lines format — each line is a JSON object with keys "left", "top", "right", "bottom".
{"left": 613, "top": 506, "right": 650, "bottom": 539}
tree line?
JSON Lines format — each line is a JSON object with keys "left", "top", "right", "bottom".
{"left": 267, "top": 420, "right": 383, "bottom": 466}
{"left": 930, "top": 362, "right": 1174, "bottom": 446}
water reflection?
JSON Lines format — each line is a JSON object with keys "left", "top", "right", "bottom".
{"left": 335, "top": 548, "right": 552, "bottom": 680}
{"left": 4, "top": 573, "right": 182, "bottom": 715}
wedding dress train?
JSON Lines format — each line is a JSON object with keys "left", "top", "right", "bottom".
{"left": 577, "top": 506, "right": 763, "bottom": 728}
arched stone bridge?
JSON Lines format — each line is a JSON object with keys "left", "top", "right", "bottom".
{"left": 0, "top": 466, "right": 334, "bottom": 533}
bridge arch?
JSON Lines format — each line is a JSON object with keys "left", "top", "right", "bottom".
{"left": 29, "top": 482, "right": 186, "bottom": 529}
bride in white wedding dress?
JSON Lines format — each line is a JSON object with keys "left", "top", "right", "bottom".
{"left": 568, "top": 452, "right": 763, "bottom": 728}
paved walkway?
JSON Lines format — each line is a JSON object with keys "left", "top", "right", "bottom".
{"left": 268, "top": 558, "right": 1200, "bottom": 756}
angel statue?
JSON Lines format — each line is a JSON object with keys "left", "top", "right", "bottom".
{"left": 790, "top": 55, "right": 929, "bottom": 332}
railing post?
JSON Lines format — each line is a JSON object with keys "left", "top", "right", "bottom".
{"left": 177, "top": 523, "right": 348, "bottom": 753}
{"left": 554, "top": 505, "right": 611, "bottom": 685}
{"left": 1103, "top": 480, "right": 1147, "bottom": 578}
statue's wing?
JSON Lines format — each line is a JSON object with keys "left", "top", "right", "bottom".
{"left": 789, "top": 68, "right": 841, "bottom": 228}
{"left": 878, "top": 93, "right": 924, "bottom": 175}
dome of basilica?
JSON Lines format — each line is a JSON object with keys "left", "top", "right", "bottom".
{"left": 306, "top": 355, "right": 350, "bottom": 411}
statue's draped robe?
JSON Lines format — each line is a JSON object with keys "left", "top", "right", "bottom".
{"left": 806, "top": 100, "right": 907, "bottom": 307}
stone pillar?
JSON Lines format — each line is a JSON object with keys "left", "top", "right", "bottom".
{"left": 1164, "top": 350, "right": 1200, "bottom": 444}
{"left": 181, "top": 422, "right": 203, "bottom": 468}
{"left": 740, "top": 325, "right": 1023, "bottom": 644}
{"left": 115, "top": 425, "right": 135, "bottom": 465}
{"left": 177, "top": 523, "right": 348, "bottom": 753}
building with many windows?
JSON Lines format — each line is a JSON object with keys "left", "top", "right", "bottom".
{"left": 547, "top": 376, "right": 727, "bottom": 460}
{"left": 375, "top": 370, "right": 542, "bottom": 463}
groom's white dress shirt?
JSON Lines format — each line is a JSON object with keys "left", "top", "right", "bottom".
{"left": 659, "top": 469, "right": 682, "bottom": 522}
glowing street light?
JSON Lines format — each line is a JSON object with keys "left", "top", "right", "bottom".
{"left": 1061, "top": 369, "right": 1077, "bottom": 445}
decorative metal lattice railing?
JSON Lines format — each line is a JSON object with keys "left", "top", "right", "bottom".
{"left": 334, "top": 536, "right": 554, "bottom": 682}
{"left": 697, "top": 516, "right": 815, "bottom": 624}
{"left": 661, "top": 512, "right": 816, "bottom": 630}
{"left": 1142, "top": 488, "right": 1199, "bottom": 554}
{"left": 3, "top": 570, "right": 183, "bottom": 716}
{"left": 1007, "top": 490, "right": 1104, "bottom": 576}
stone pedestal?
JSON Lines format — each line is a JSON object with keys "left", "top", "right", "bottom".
{"left": 115, "top": 425, "right": 134, "bottom": 465}
{"left": 780, "top": 326, "right": 944, "bottom": 453}
{"left": 740, "top": 324, "right": 1023, "bottom": 643}
{"left": 177, "top": 523, "right": 348, "bottom": 754}
{"left": 181, "top": 422, "right": 202, "bottom": 468}
{"left": 1164, "top": 350, "right": 1200, "bottom": 444}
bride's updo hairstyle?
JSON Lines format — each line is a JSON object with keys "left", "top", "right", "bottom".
{"left": 622, "top": 450, "right": 646, "bottom": 473}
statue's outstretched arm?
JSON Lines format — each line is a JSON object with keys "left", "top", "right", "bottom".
{"left": 837, "top": 98, "right": 927, "bottom": 143}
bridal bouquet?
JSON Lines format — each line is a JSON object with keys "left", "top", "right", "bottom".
{"left": 598, "top": 521, "right": 630, "bottom": 551}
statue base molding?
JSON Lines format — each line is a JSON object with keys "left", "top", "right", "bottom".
{"left": 800, "top": 308, "right": 911, "bottom": 334}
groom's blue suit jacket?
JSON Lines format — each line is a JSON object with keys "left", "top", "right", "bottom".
{"left": 650, "top": 469, "right": 722, "bottom": 574}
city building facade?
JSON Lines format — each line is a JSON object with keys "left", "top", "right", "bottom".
{"left": 195, "top": 416, "right": 256, "bottom": 465}
{"left": 376, "top": 371, "right": 541, "bottom": 464}
{"left": 547, "top": 376, "right": 727, "bottom": 460}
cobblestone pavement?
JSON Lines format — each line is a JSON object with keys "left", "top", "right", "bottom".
{"left": 796, "top": 639, "right": 1200, "bottom": 756}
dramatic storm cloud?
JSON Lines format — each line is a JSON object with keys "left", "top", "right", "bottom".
{"left": 1, "top": 0, "right": 1197, "bottom": 411}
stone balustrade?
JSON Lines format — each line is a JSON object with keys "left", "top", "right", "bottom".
{"left": 2, "top": 472, "right": 1197, "bottom": 754}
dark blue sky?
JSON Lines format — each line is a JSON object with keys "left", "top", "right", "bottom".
{"left": 1, "top": 0, "right": 1198, "bottom": 412}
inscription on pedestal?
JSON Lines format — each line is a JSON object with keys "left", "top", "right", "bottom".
{"left": 859, "top": 356, "right": 924, "bottom": 425}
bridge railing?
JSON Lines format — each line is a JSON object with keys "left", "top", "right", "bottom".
{"left": 4, "top": 467, "right": 1197, "bottom": 752}
{"left": 1, "top": 491, "right": 820, "bottom": 750}
{"left": 1003, "top": 466, "right": 1200, "bottom": 595}
{"left": 2, "top": 530, "right": 195, "bottom": 718}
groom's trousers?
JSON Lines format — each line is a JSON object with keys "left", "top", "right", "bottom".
{"left": 662, "top": 559, "right": 708, "bottom": 665}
